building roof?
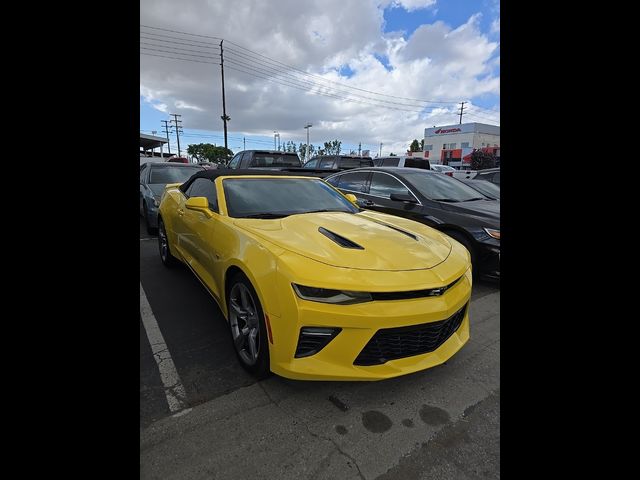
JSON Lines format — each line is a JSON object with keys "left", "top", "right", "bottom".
{"left": 140, "top": 133, "right": 169, "bottom": 150}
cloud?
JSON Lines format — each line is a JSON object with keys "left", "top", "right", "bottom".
{"left": 140, "top": 0, "right": 499, "bottom": 154}
{"left": 391, "top": 0, "right": 437, "bottom": 12}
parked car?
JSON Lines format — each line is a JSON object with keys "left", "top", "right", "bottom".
{"left": 226, "top": 150, "right": 303, "bottom": 169}
{"left": 197, "top": 161, "right": 218, "bottom": 169}
{"left": 325, "top": 167, "right": 499, "bottom": 280}
{"left": 140, "top": 162, "right": 204, "bottom": 234}
{"left": 452, "top": 167, "right": 500, "bottom": 185}
{"left": 373, "top": 156, "right": 430, "bottom": 170}
{"left": 303, "top": 155, "right": 374, "bottom": 170}
{"left": 158, "top": 169, "right": 472, "bottom": 379}
{"left": 167, "top": 157, "right": 190, "bottom": 164}
{"left": 460, "top": 179, "right": 500, "bottom": 200}
{"left": 430, "top": 164, "right": 456, "bottom": 176}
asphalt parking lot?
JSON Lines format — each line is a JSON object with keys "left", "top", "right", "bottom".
{"left": 140, "top": 215, "right": 500, "bottom": 479}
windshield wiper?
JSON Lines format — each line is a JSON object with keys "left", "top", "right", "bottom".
{"left": 297, "top": 209, "right": 351, "bottom": 214}
{"left": 240, "top": 213, "right": 290, "bottom": 219}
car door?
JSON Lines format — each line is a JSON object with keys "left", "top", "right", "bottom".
{"left": 365, "top": 172, "right": 424, "bottom": 221}
{"left": 139, "top": 164, "right": 148, "bottom": 214}
{"left": 178, "top": 178, "right": 222, "bottom": 297}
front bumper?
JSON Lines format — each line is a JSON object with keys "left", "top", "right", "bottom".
{"left": 266, "top": 264, "right": 472, "bottom": 381}
{"left": 476, "top": 241, "right": 500, "bottom": 280}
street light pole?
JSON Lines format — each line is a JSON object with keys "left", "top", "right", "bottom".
{"left": 304, "top": 123, "right": 312, "bottom": 161}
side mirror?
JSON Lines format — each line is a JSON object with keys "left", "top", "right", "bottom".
{"left": 185, "top": 196, "right": 214, "bottom": 218}
{"left": 344, "top": 193, "right": 358, "bottom": 204}
{"left": 390, "top": 192, "right": 418, "bottom": 203}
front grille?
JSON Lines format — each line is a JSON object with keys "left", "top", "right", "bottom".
{"left": 370, "top": 275, "right": 463, "bottom": 301}
{"left": 353, "top": 303, "right": 467, "bottom": 366}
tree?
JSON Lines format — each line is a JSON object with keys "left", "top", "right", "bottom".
{"left": 409, "top": 139, "right": 421, "bottom": 152}
{"left": 420, "top": 139, "right": 424, "bottom": 150}
{"left": 186, "top": 143, "right": 233, "bottom": 163}
{"left": 323, "top": 139, "right": 341, "bottom": 155}
{"left": 470, "top": 149, "right": 497, "bottom": 170}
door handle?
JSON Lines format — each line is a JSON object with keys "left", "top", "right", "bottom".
{"left": 359, "top": 199, "right": 375, "bottom": 206}
{"left": 178, "top": 208, "right": 184, "bottom": 216}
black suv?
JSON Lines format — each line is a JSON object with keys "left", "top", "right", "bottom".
{"left": 226, "top": 150, "right": 302, "bottom": 169}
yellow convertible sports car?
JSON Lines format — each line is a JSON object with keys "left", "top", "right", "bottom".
{"left": 157, "top": 170, "right": 472, "bottom": 381}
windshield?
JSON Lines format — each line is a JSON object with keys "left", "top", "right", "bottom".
{"left": 464, "top": 180, "right": 500, "bottom": 199}
{"left": 149, "top": 166, "right": 203, "bottom": 184}
{"left": 249, "top": 153, "right": 301, "bottom": 167}
{"left": 403, "top": 171, "right": 488, "bottom": 202}
{"left": 223, "top": 178, "right": 359, "bottom": 218}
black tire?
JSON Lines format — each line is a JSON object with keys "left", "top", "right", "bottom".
{"left": 227, "top": 273, "right": 271, "bottom": 379}
{"left": 158, "top": 217, "right": 180, "bottom": 268}
{"left": 144, "top": 203, "right": 158, "bottom": 235}
{"left": 444, "top": 230, "right": 476, "bottom": 265}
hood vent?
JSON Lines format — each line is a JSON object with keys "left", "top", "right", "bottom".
{"left": 382, "top": 224, "right": 418, "bottom": 241}
{"left": 318, "top": 227, "right": 364, "bottom": 250}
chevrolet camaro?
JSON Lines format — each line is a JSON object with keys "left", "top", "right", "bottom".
{"left": 157, "top": 169, "right": 472, "bottom": 381}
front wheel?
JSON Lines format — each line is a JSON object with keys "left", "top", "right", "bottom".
{"left": 444, "top": 230, "right": 476, "bottom": 266}
{"left": 158, "top": 217, "right": 179, "bottom": 268}
{"left": 227, "top": 273, "right": 270, "bottom": 378}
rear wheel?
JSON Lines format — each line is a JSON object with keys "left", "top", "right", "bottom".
{"left": 227, "top": 273, "right": 270, "bottom": 379}
{"left": 158, "top": 217, "right": 179, "bottom": 268}
{"left": 144, "top": 203, "right": 158, "bottom": 235}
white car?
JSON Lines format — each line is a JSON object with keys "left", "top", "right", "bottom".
{"left": 430, "top": 164, "right": 456, "bottom": 175}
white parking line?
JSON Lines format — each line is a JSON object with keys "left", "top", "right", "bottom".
{"left": 140, "top": 282, "right": 188, "bottom": 413}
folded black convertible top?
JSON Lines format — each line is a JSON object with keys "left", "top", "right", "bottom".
{"left": 179, "top": 168, "right": 325, "bottom": 193}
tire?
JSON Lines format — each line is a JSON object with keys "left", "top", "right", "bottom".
{"left": 227, "top": 273, "right": 271, "bottom": 379}
{"left": 444, "top": 230, "right": 476, "bottom": 266}
{"left": 144, "top": 203, "right": 158, "bottom": 235}
{"left": 158, "top": 217, "right": 180, "bottom": 268}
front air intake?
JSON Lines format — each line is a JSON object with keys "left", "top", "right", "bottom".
{"left": 294, "top": 327, "right": 342, "bottom": 358}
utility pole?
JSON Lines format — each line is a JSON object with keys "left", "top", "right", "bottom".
{"left": 169, "top": 113, "right": 183, "bottom": 157}
{"left": 458, "top": 101, "right": 466, "bottom": 125}
{"left": 273, "top": 131, "right": 280, "bottom": 150}
{"left": 161, "top": 120, "right": 172, "bottom": 155}
{"left": 243, "top": 137, "right": 246, "bottom": 150}
{"left": 379, "top": 142, "right": 383, "bottom": 157}
{"left": 304, "top": 123, "right": 312, "bottom": 161}
{"left": 219, "top": 40, "right": 230, "bottom": 150}
{"left": 358, "top": 142, "right": 361, "bottom": 157}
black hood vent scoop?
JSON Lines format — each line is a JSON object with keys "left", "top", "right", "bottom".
{"left": 318, "top": 227, "right": 364, "bottom": 250}
{"left": 382, "top": 224, "right": 418, "bottom": 241}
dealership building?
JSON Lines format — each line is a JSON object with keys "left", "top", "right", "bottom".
{"left": 421, "top": 122, "right": 500, "bottom": 168}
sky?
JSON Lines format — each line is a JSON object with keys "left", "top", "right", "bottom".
{"left": 140, "top": 0, "right": 499, "bottom": 157}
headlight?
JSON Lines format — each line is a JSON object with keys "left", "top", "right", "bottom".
{"left": 483, "top": 228, "right": 500, "bottom": 240}
{"left": 153, "top": 197, "right": 160, "bottom": 207}
{"left": 292, "top": 284, "right": 372, "bottom": 305}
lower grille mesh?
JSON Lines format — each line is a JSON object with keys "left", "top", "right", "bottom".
{"left": 353, "top": 303, "right": 467, "bottom": 366}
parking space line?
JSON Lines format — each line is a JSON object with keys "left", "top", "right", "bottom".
{"left": 140, "top": 282, "right": 188, "bottom": 413}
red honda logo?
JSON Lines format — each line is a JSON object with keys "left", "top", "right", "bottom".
{"left": 434, "top": 128, "right": 461, "bottom": 134}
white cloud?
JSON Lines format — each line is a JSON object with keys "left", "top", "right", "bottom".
{"left": 389, "top": 0, "right": 437, "bottom": 12}
{"left": 491, "top": 18, "right": 500, "bottom": 34}
{"left": 140, "top": 0, "right": 499, "bottom": 154}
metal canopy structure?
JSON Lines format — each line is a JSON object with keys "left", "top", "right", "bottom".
{"left": 140, "top": 133, "right": 169, "bottom": 151}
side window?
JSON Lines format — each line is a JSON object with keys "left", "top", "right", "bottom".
{"left": 492, "top": 172, "right": 500, "bottom": 185}
{"left": 185, "top": 178, "right": 218, "bottom": 212}
{"left": 241, "top": 152, "right": 252, "bottom": 167}
{"left": 337, "top": 171, "right": 369, "bottom": 192}
{"left": 140, "top": 164, "right": 148, "bottom": 183}
{"left": 369, "top": 173, "right": 411, "bottom": 199}
{"left": 326, "top": 175, "right": 341, "bottom": 187}
{"left": 228, "top": 153, "right": 242, "bottom": 169}
{"left": 304, "top": 159, "right": 318, "bottom": 168}
{"left": 319, "top": 158, "right": 335, "bottom": 168}
{"left": 381, "top": 158, "right": 399, "bottom": 167}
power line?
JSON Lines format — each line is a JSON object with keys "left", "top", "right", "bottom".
{"left": 140, "top": 24, "right": 460, "bottom": 105}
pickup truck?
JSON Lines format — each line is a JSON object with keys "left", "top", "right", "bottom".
{"left": 223, "top": 150, "right": 339, "bottom": 177}
{"left": 303, "top": 155, "right": 374, "bottom": 170}
{"left": 451, "top": 167, "right": 500, "bottom": 185}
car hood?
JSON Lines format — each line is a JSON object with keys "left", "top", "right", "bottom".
{"left": 440, "top": 199, "right": 500, "bottom": 220}
{"left": 234, "top": 212, "right": 452, "bottom": 271}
